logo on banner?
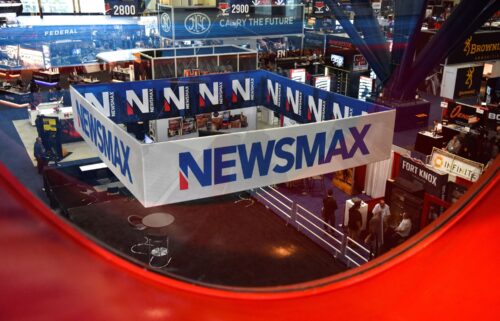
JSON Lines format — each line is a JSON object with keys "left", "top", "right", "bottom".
{"left": 218, "top": 2, "right": 230, "bottom": 16}
{"left": 307, "top": 96, "right": 325, "bottom": 122}
{"left": 488, "top": 112, "right": 500, "bottom": 121}
{"left": 199, "top": 82, "right": 224, "bottom": 107}
{"left": 449, "top": 104, "right": 471, "bottom": 122}
{"left": 267, "top": 80, "right": 281, "bottom": 107}
{"left": 185, "top": 13, "right": 211, "bottom": 35}
{"left": 463, "top": 35, "right": 500, "bottom": 57}
{"left": 314, "top": 1, "right": 325, "bottom": 14}
{"left": 43, "top": 29, "right": 78, "bottom": 37}
{"left": 126, "top": 89, "right": 155, "bottom": 115}
{"left": 231, "top": 78, "right": 255, "bottom": 103}
{"left": 84, "top": 92, "right": 116, "bottom": 117}
{"left": 164, "top": 86, "right": 190, "bottom": 111}
{"left": 178, "top": 124, "right": 371, "bottom": 190}
{"left": 465, "top": 67, "right": 475, "bottom": 89}
{"left": 286, "top": 87, "right": 302, "bottom": 115}
{"left": 74, "top": 99, "right": 133, "bottom": 184}
{"left": 160, "top": 12, "right": 172, "bottom": 34}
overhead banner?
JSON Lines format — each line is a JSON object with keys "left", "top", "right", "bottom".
{"left": 158, "top": 4, "right": 303, "bottom": 40}
{"left": 70, "top": 87, "right": 146, "bottom": 203}
{"left": 399, "top": 156, "right": 448, "bottom": 197}
{"left": 71, "top": 70, "right": 395, "bottom": 207}
{"left": 447, "top": 31, "right": 500, "bottom": 64}
{"left": 74, "top": 70, "right": 389, "bottom": 125}
{"left": 141, "top": 110, "right": 396, "bottom": 206}
{"left": 430, "top": 148, "right": 483, "bottom": 182}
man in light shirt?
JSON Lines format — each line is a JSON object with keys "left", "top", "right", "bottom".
{"left": 372, "top": 199, "right": 391, "bottom": 226}
{"left": 394, "top": 212, "right": 412, "bottom": 239}
{"left": 387, "top": 212, "right": 412, "bottom": 248}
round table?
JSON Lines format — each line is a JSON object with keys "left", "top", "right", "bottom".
{"left": 142, "top": 212, "right": 175, "bottom": 228}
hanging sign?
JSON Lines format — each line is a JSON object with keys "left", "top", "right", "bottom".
{"left": 141, "top": 110, "right": 395, "bottom": 206}
{"left": 399, "top": 156, "right": 448, "bottom": 197}
{"left": 447, "top": 31, "right": 500, "bottom": 64}
{"left": 430, "top": 148, "right": 483, "bottom": 182}
{"left": 158, "top": 4, "right": 303, "bottom": 40}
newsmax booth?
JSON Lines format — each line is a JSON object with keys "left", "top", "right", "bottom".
{"left": 70, "top": 70, "right": 395, "bottom": 207}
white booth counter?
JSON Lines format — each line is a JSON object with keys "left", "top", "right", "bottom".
{"left": 344, "top": 199, "right": 369, "bottom": 230}
{"left": 29, "top": 101, "right": 73, "bottom": 126}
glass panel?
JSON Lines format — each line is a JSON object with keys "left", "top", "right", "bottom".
{"left": 238, "top": 54, "right": 257, "bottom": 71}
{"left": 197, "top": 55, "right": 218, "bottom": 74}
{"left": 219, "top": 54, "right": 237, "bottom": 73}
{"left": 40, "top": 0, "right": 74, "bottom": 13}
{"left": 153, "top": 59, "right": 175, "bottom": 79}
{"left": 20, "top": 0, "right": 39, "bottom": 13}
{"left": 175, "top": 57, "right": 197, "bottom": 77}
{"left": 79, "top": 0, "right": 105, "bottom": 13}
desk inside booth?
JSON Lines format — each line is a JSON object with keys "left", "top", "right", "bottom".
{"left": 414, "top": 131, "right": 445, "bottom": 155}
{"left": 0, "top": 86, "right": 31, "bottom": 107}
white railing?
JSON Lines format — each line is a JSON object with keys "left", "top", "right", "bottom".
{"left": 252, "top": 186, "right": 371, "bottom": 267}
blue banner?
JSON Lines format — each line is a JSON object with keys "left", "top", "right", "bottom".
{"left": 158, "top": 4, "right": 303, "bottom": 40}
{"left": 73, "top": 70, "right": 389, "bottom": 124}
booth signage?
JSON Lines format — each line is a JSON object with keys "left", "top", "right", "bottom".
{"left": 158, "top": 5, "right": 304, "bottom": 40}
{"left": 74, "top": 70, "right": 388, "bottom": 125}
{"left": 487, "top": 110, "right": 500, "bottom": 129}
{"left": 142, "top": 110, "right": 395, "bottom": 206}
{"left": 447, "top": 31, "right": 500, "bottom": 64}
{"left": 454, "top": 65, "right": 484, "bottom": 99}
{"left": 71, "top": 71, "right": 393, "bottom": 207}
{"left": 399, "top": 156, "right": 448, "bottom": 197}
{"left": 446, "top": 101, "right": 481, "bottom": 125}
{"left": 105, "top": 0, "right": 143, "bottom": 16}
{"left": 70, "top": 87, "right": 145, "bottom": 203}
{"left": 430, "top": 148, "right": 483, "bottom": 182}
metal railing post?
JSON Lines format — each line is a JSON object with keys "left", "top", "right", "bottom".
{"left": 291, "top": 201, "right": 298, "bottom": 230}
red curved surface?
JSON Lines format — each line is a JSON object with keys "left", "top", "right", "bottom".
{"left": 0, "top": 158, "right": 499, "bottom": 321}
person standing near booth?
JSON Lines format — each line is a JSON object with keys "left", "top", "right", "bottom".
{"left": 322, "top": 189, "right": 338, "bottom": 233}
{"left": 372, "top": 199, "right": 391, "bottom": 227}
{"left": 34, "top": 137, "right": 47, "bottom": 174}
{"left": 348, "top": 201, "right": 362, "bottom": 241}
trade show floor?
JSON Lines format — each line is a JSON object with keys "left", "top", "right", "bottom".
{"left": 66, "top": 193, "right": 346, "bottom": 287}
{"left": 12, "top": 119, "right": 97, "bottom": 166}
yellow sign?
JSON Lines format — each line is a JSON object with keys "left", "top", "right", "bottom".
{"left": 43, "top": 118, "right": 57, "bottom": 132}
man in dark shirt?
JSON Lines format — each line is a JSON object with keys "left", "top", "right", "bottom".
{"left": 34, "top": 137, "right": 47, "bottom": 174}
{"left": 348, "top": 201, "right": 362, "bottom": 241}
{"left": 322, "top": 189, "right": 338, "bottom": 233}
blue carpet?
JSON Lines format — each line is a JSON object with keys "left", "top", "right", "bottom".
{"left": 0, "top": 108, "right": 47, "bottom": 201}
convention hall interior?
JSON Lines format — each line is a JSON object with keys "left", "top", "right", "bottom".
{"left": 0, "top": 1, "right": 499, "bottom": 320}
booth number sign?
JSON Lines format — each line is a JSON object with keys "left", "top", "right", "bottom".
{"left": 106, "top": 0, "right": 141, "bottom": 16}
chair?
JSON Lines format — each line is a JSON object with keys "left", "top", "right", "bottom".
{"left": 127, "top": 215, "right": 146, "bottom": 231}
{"left": 147, "top": 234, "right": 171, "bottom": 269}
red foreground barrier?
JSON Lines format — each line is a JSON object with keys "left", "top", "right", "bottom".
{"left": 0, "top": 158, "right": 498, "bottom": 321}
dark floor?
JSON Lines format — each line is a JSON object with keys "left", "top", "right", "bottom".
{"left": 68, "top": 193, "right": 345, "bottom": 287}
{"left": 0, "top": 90, "right": 443, "bottom": 288}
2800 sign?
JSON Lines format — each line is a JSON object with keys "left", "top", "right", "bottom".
{"left": 106, "top": 0, "right": 142, "bottom": 16}
{"left": 113, "top": 4, "right": 136, "bottom": 15}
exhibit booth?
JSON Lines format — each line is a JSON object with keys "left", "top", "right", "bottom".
{"left": 136, "top": 45, "right": 258, "bottom": 80}
{"left": 70, "top": 70, "right": 396, "bottom": 207}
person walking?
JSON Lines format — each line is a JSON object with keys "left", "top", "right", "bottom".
{"left": 322, "top": 189, "right": 338, "bottom": 233}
